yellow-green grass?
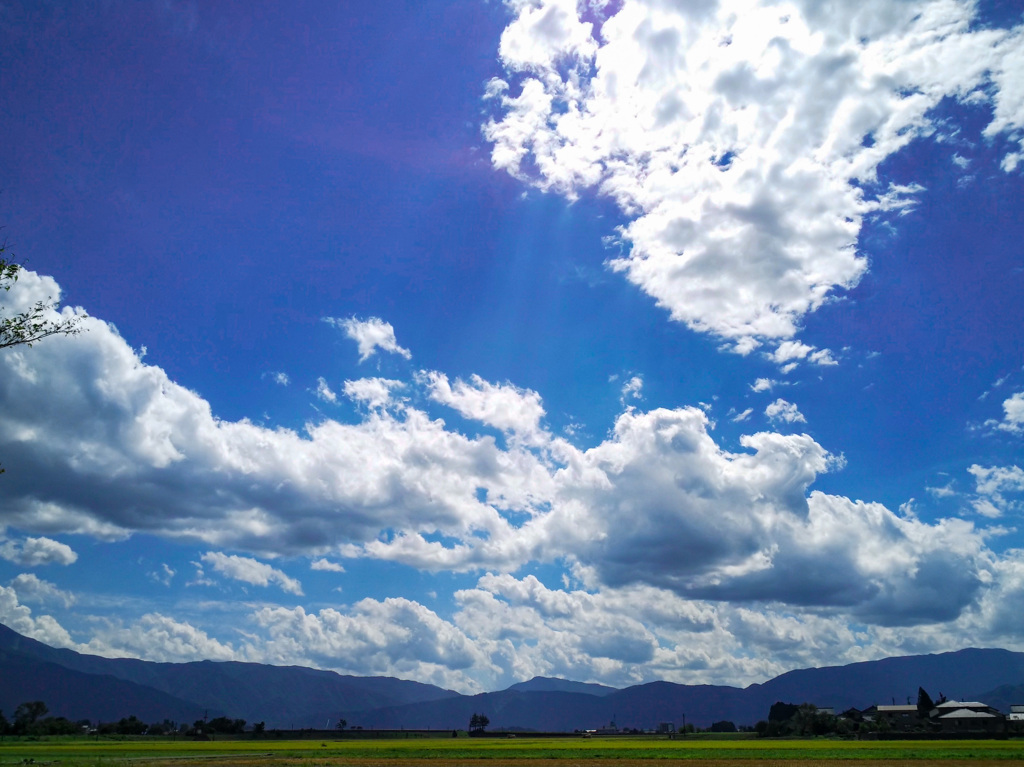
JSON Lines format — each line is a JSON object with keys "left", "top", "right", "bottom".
{"left": 3, "top": 735, "right": 1024, "bottom": 766}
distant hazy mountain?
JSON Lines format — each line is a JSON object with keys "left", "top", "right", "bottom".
{"left": 4, "top": 621, "right": 1024, "bottom": 730}
{"left": 746, "top": 647, "right": 1024, "bottom": 714}
{"left": 971, "top": 683, "right": 1024, "bottom": 714}
{"left": 0, "top": 647, "right": 212, "bottom": 723}
{"left": 0, "top": 623, "right": 458, "bottom": 727}
{"left": 505, "top": 676, "right": 618, "bottom": 696}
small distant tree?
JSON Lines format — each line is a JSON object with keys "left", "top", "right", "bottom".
{"left": 253, "top": 721, "right": 265, "bottom": 737}
{"left": 208, "top": 716, "right": 246, "bottom": 734}
{"left": 148, "top": 719, "right": 176, "bottom": 736}
{"left": 709, "top": 720, "right": 737, "bottom": 733}
{"left": 469, "top": 713, "right": 490, "bottom": 733}
{"left": 335, "top": 718, "right": 347, "bottom": 731}
{"left": 116, "top": 715, "right": 147, "bottom": 735}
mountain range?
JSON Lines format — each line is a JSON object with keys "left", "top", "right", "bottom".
{"left": 3, "top": 622, "right": 1023, "bottom": 730}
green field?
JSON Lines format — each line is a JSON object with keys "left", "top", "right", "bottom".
{"left": 3, "top": 735, "right": 1024, "bottom": 766}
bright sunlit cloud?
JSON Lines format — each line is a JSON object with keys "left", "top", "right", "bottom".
{"left": 485, "top": 0, "right": 1024, "bottom": 355}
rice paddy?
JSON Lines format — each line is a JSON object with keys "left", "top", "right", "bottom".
{"left": 3, "top": 733, "right": 1024, "bottom": 766}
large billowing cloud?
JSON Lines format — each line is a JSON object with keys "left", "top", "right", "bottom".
{"left": 251, "top": 598, "right": 499, "bottom": 690}
{"left": 0, "top": 271, "right": 998, "bottom": 630}
{"left": 0, "top": 584, "right": 75, "bottom": 649}
{"left": 485, "top": 0, "right": 1024, "bottom": 355}
{"left": 83, "top": 612, "right": 239, "bottom": 663}
{"left": 540, "top": 407, "right": 988, "bottom": 625}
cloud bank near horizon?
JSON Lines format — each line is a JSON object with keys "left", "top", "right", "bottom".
{"left": 1, "top": 270, "right": 1022, "bottom": 691}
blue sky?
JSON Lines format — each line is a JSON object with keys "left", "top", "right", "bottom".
{"left": 1, "top": 0, "right": 1023, "bottom": 693}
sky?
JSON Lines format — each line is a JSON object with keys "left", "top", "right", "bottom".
{"left": 0, "top": 0, "right": 1023, "bottom": 695}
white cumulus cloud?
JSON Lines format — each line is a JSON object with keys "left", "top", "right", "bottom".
{"left": 765, "top": 398, "right": 806, "bottom": 424}
{"left": 997, "top": 391, "right": 1024, "bottom": 433}
{"left": 620, "top": 375, "right": 644, "bottom": 403}
{"left": 83, "top": 613, "right": 239, "bottom": 663}
{"left": 0, "top": 535, "right": 78, "bottom": 566}
{"left": 315, "top": 377, "right": 338, "bottom": 404}
{"left": 311, "top": 558, "right": 346, "bottom": 573}
{"left": 0, "top": 270, "right": 1007, "bottom": 631}
{"left": 325, "top": 316, "right": 412, "bottom": 363}
{"left": 264, "top": 371, "right": 290, "bottom": 386}
{"left": 424, "top": 371, "right": 548, "bottom": 444}
{"left": 201, "top": 552, "right": 304, "bottom": 596}
{"left": 253, "top": 598, "right": 496, "bottom": 691}
{"left": 343, "top": 377, "right": 405, "bottom": 409}
{"left": 9, "top": 573, "right": 76, "bottom": 608}
{"left": 485, "top": 0, "right": 1024, "bottom": 353}
{"left": 969, "top": 464, "right": 1024, "bottom": 517}
{"left": 0, "top": 584, "right": 76, "bottom": 649}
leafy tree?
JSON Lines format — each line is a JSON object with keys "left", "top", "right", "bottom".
{"left": 208, "top": 716, "right": 246, "bottom": 734}
{"left": 0, "top": 245, "right": 83, "bottom": 351}
{"left": 917, "top": 686, "right": 935, "bottom": 715}
{"left": 13, "top": 701, "right": 48, "bottom": 734}
{"left": 767, "top": 701, "right": 800, "bottom": 723}
{"left": 760, "top": 702, "right": 839, "bottom": 738}
{"left": 116, "top": 715, "right": 148, "bottom": 735}
{"left": 709, "top": 720, "right": 737, "bottom": 732}
{"left": 253, "top": 721, "right": 265, "bottom": 736}
{"left": 335, "top": 718, "right": 347, "bottom": 731}
{"left": 38, "top": 716, "right": 82, "bottom": 735}
{"left": 147, "top": 719, "right": 177, "bottom": 736}
{"left": 469, "top": 713, "right": 490, "bottom": 733}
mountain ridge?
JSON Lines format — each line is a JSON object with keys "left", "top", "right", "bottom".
{"left": 4, "top": 622, "right": 1023, "bottom": 729}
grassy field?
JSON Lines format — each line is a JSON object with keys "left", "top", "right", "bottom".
{"left": 3, "top": 734, "right": 1024, "bottom": 766}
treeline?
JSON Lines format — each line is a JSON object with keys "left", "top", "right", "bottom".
{"left": 754, "top": 702, "right": 850, "bottom": 737}
{"left": 753, "top": 692, "right": 935, "bottom": 738}
{"left": 0, "top": 701, "right": 256, "bottom": 738}
{"left": 0, "top": 702, "right": 82, "bottom": 736}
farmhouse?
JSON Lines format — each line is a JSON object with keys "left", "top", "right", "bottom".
{"left": 873, "top": 704, "right": 921, "bottom": 731}
{"left": 932, "top": 700, "right": 1005, "bottom": 733}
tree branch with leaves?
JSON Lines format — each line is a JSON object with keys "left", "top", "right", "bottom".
{"left": 0, "top": 240, "right": 85, "bottom": 476}
{"left": 0, "top": 246, "right": 84, "bottom": 350}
